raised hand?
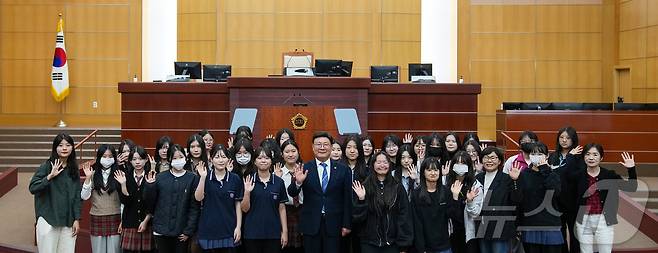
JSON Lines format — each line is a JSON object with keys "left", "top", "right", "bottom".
{"left": 451, "top": 180, "right": 463, "bottom": 200}
{"left": 226, "top": 159, "right": 234, "bottom": 172}
{"left": 227, "top": 137, "right": 234, "bottom": 148}
{"left": 352, "top": 181, "right": 366, "bottom": 200}
{"left": 538, "top": 155, "right": 548, "bottom": 167}
{"left": 244, "top": 175, "right": 255, "bottom": 193}
{"left": 117, "top": 153, "right": 127, "bottom": 166}
{"left": 148, "top": 154, "right": 156, "bottom": 167}
{"left": 293, "top": 164, "right": 308, "bottom": 185}
{"left": 145, "top": 170, "right": 157, "bottom": 184}
{"left": 619, "top": 152, "right": 635, "bottom": 168}
{"left": 114, "top": 170, "right": 127, "bottom": 185}
{"left": 197, "top": 161, "right": 207, "bottom": 177}
{"left": 418, "top": 148, "right": 425, "bottom": 160}
{"left": 82, "top": 161, "right": 93, "bottom": 178}
{"left": 509, "top": 161, "right": 521, "bottom": 180}
{"left": 474, "top": 159, "right": 483, "bottom": 172}
{"left": 441, "top": 160, "right": 451, "bottom": 176}
{"left": 569, "top": 145, "right": 583, "bottom": 155}
{"left": 403, "top": 133, "right": 413, "bottom": 144}
{"left": 274, "top": 163, "right": 283, "bottom": 177}
{"left": 406, "top": 163, "right": 419, "bottom": 180}
{"left": 374, "top": 148, "right": 381, "bottom": 154}
{"left": 266, "top": 134, "right": 274, "bottom": 139}
{"left": 178, "top": 234, "right": 189, "bottom": 242}
{"left": 48, "top": 159, "right": 65, "bottom": 180}
{"left": 466, "top": 187, "right": 480, "bottom": 202}
{"left": 480, "top": 143, "right": 488, "bottom": 151}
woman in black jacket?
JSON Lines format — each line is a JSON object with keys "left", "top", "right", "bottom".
{"left": 120, "top": 146, "right": 154, "bottom": 253}
{"left": 352, "top": 151, "right": 413, "bottom": 253}
{"left": 474, "top": 147, "right": 516, "bottom": 253}
{"left": 572, "top": 144, "right": 637, "bottom": 253}
{"left": 411, "top": 157, "right": 461, "bottom": 253}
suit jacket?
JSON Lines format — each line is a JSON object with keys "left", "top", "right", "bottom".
{"left": 474, "top": 170, "right": 517, "bottom": 240}
{"left": 288, "top": 159, "right": 353, "bottom": 236}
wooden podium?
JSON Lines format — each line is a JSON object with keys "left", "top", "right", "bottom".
{"left": 118, "top": 78, "right": 481, "bottom": 157}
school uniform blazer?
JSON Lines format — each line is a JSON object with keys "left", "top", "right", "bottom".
{"left": 475, "top": 170, "right": 517, "bottom": 240}
{"left": 287, "top": 159, "right": 353, "bottom": 236}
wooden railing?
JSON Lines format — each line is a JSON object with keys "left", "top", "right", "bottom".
{"left": 74, "top": 129, "right": 98, "bottom": 161}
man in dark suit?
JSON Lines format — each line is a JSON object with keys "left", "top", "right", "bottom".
{"left": 288, "top": 131, "right": 352, "bottom": 253}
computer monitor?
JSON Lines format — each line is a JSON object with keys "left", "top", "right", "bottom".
{"left": 203, "top": 65, "right": 231, "bottom": 82}
{"left": 370, "top": 66, "right": 399, "bottom": 83}
{"left": 340, "top": 61, "right": 353, "bottom": 77}
{"left": 314, "top": 59, "right": 343, "bottom": 76}
{"left": 582, "top": 103, "right": 612, "bottom": 110}
{"left": 521, "top": 103, "right": 552, "bottom": 110}
{"left": 551, "top": 103, "right": 583, "bottom": 110}
{"left": 408, "top": 63, "right": 432, "bottom": 81}
{"left": 502, "top": 102, "right": 523, "bottom": 110}
{"left": 174, "top": 62, "right": 202, "bottom": 79}
{"left": 614, "top": 103, "right": 646, "bottom": 111}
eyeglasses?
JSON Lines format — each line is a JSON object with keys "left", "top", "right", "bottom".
{"left": 314, "top": 143, "right": 330, "bottom": 148}
{"left": 482, "top": 155, "right": 499, "bottom": 161}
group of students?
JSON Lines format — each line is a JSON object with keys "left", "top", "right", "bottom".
{"left": 30, "top": 126, "right": 638, "bottom": 253}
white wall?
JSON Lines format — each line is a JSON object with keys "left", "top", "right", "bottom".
{"left": 421, "top": 0, "right": 458, "bottom": 83}
{"left": 142, "top": 0, "right": 177, "bottom": 81}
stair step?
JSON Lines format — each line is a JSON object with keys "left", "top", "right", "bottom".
{"left": 0, "top": 128, "right": 120, "bottom": 135}
{"left": 0, "top": 135, "right": 121, "bottom": 142}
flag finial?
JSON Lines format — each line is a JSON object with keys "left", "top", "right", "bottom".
{"left": 58, "top": 13, "right": 62, "bottom": 17}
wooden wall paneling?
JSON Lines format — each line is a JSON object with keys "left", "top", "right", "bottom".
{"left": 647, "top": 57, "right": 658, "bottom": 88}
{"left": 647, "top": 26, "right": 658, "bottom": 57}
{"left": 619, "top": 29, "right": 647, "bottom": 60}
{"left": 620, "top": 0, "right": 647, "bottom": 31}
{"left": 1, "top": 87, "right": 58, "bottom": 114}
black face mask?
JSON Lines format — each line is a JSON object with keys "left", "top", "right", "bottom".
{"left": 521, "top": 142, "right": 533, "bottom": 153}
{"left": 426, "top": 146, "right": 442, "bottom": 157}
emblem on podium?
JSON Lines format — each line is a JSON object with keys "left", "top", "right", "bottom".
{"left": 290, "top": 113, "right": 308, "bottom": 130}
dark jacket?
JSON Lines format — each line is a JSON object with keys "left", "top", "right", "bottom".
{"left": 288, "top": 159, "right": 353, "bottom": 236}
{"left": 549, "top": 152, "right": 585, "bottom": 213}
{"left": 119, "top": 169, "right": 150, "bottom": 228}
{"left": 146, "top": 171, "right": 200, "bottom": 236}
{"left": 411, "top": 185, "right": 460, "bottom": 252}
{"left": 568, "top": 159, "right": 637, "bottom": 225}
{"left": 511, "top": 164, "right": 562, "bottom": 229}
{"left": 475, "top": 170, "right": 517, "bottom": 240}
{"left": 353, "top": 182, "right": 413, "bottom": 249}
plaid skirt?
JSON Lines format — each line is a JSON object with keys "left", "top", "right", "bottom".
{"left": 121, "top": 227, "right": 153, "bottom": 251}
{"left": 90, "top": 214, "right": 121, "bottom": 236}
{"left": 286, "top": 205, "right": 303, "bottom": 248}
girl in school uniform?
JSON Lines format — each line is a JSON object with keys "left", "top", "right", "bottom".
{"left": 154, "top": 136, "right": 172, "bottom": 173}
{"left": 29, "top": 133, "right": 82, "bottom": 253}
{"left": 118, "top": 139, "right": 136, "bottom": 171}
{"left": 393, "top": 144, "right": 419, "bottom": 201}
{"left": 241, "top": 146, "right": 289, "bottom": 253}
{"left": 277, "top": 140, "right": 304, "bottom": 253}
{"left": 231, "top": 138, "right": 256, "bottom": 179}
{"left": 445, "top": 151, "right": 483, "bottom": 253}
{"left": 195, "top": 144, "right": 244, "bottom": 253}
{"left": 81, "top": 144, "right": 128, "bottom": 253}
{"left": 147, "top": 144, "right": 201, "bottom": 253}
{"left": 120, "top": 146, "right": 154, "bottom": 253}
{"left": 186, "top": 134, "right": 210, "bottom": 175}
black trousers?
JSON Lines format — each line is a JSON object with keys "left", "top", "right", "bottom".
{"left": 466, "top": 239, "right": 480, "bottom": 253}
{"left": 244, "top": 239, "right": 281, "bottom": 253}
{"left": 523, "top": 243, "right": 562, "bottom": 253}
{"left": 561, "top": 212, "right": 580, "bottom": 253}
{"left": 360, "top": 243, "right": 399, "bottom": 253}
{"left": 203, "top": 248, "right": 236, "bottom": 253}
{"left": 340, "top": 230, "right": 361, "bottom": 253}
{"left": 303, "top": 216, "right": 339, "bottom": 253}
{"left": 154, "top": 235, "right": 190, "bottom": 253}
{"left": 450, "top": 229, "right": 467, "bottom": 253}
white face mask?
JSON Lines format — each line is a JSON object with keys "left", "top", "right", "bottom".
{"left": 236, "top": 154, "right": 251, "bottom": 165}
{"left": 452, "top": 164, "right": 469, "bottom": 176}
{"left": 530, "top": 154, "right": 544, "bottom": 166}
{"left": 100, "top": 157, "right": 115, "bottom": 168}
{"left": 171, "top": 158, "right": 186, "bottom": 170}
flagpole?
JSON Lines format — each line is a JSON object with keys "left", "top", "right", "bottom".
{"left": 54, "top": 13, "right": 67, "bottom": 128}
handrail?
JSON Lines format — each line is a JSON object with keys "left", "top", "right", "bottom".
{"left": 75, "top": 129, "right": 99, "bottom": 161}
{"left": 500, "top": 131, "right": 519, "bottom": 148}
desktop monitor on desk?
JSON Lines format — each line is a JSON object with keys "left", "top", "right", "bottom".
{"left": 371, "top": 66, "right": 399, "bottom": 83}
{"left": 409, "top": 63, "right": 432, "bottom": 80}
{"left": 203, "top": 65, "right": 231, "bottom": 82}
{"left": 315, "top": 59, "right": 345, "bottom": 77}
{"left": 174, "top": 62, "right": 202, "bottom": 79}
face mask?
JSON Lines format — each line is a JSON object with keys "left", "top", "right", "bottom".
{"left": 100, "top": 157, "right": 115, "bottom": 168}
{"left": 521, "top": 143, "right": 533, "bottom": 153}
{"left": 426, "top": 147, "right": 441, "bottom": 157}
{"left": 453, "top": 164, "right": 469, "bottom": 176}
{"left": 236, "top": 154, "right": 251, "bottom": 165}
{"left": 530, "top": 154, "right": 544, "bottom": 166}
{"left": 171, "top": 158, "right": 186, "bottom": 170}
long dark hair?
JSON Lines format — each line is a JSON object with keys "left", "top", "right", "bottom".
{"left": 445, "top": 151, "right": 476, "bottom": 199}
{"left": 186, "top": 134, "right": 209, "bottom": 172}
{"left": 92, "top": 144, "right": 118, "bottom": 195}
{"left": 260, "top": 137, "right": 283, "bottom": 166}
{"left": 276, "top": 128, "right": 295, "bottom": 145}
{"left": 394, "top": 144, "right": 417, "bottom": 182}
{"left": 555, "top": 126, "right": 578, "bottom": 154}
{"left": 154, "top": 136, "right": 172, "bottom": 163}
{"left": 445, "top": 131, "right": 462, "bottom": 158}
{"left": 341, "top": 134, "right": 367, "bottom": 182}
{"left": 417, "top": 157, "right": 444, "bottom": 205}
{"left": 231, "top": 138, "right": 255, "bottom": 177}
{"left": 209, "top": 144, "right": 230, "bottom": 178}
{"left": 364, "top": 151, "right": 400, "bottom": 216}
{"left": 128, "top": 146, "right": 152, "bottom": 174}
{"left": 381, "top": 134, "right": 402, "bottom": 160}
{"left": 48, "top": 133, "right": 79, "bottom": 180}
{"left": 119, "top": 139, "right": 135, "bottom": 154}
{"left": 427, "top": 132, "right": 447, "bottom": 161}
{"left": 280, "top": 140, "right": 303, "bottom": 165}
{"left": 167, "top": 144, "right": 186, "bottom": 163}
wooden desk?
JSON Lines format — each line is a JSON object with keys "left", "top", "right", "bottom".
{"left": 497, "top": 110, "right": 658, "bottom": 163}
{"left": 118, "top": 79, "right": 480, "bottom": 155}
